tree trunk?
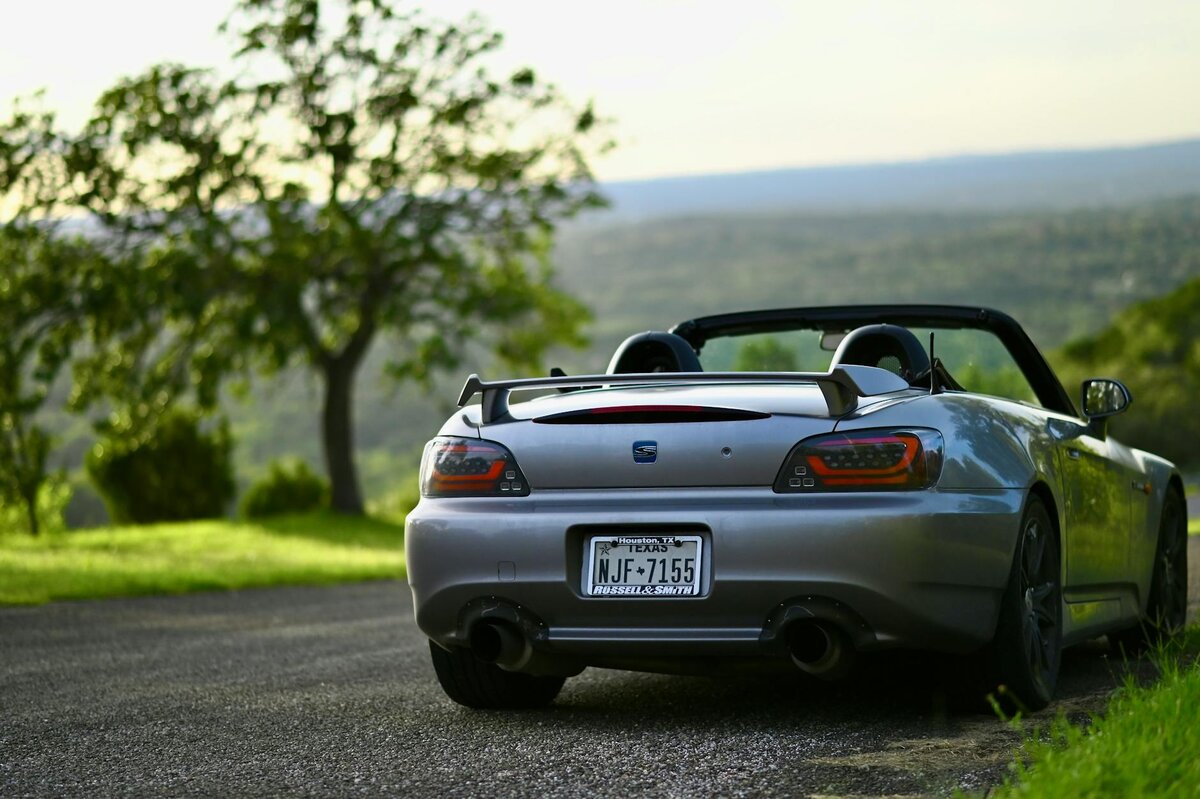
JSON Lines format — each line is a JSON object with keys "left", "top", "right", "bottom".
{"left": 24, "top": 489, "right": 40, "bottom": 536}
{"left": 321, "top": 357, "right": 365, "bottom": 515}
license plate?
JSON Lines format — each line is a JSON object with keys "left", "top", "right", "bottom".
{"left": 584, "top": 534, "right": 703, "bottom": 597}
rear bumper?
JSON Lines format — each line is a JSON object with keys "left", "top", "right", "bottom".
{"left": 405, "top": 487, "right": 1024, "bottom": 664}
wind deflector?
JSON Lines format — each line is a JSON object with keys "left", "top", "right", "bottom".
{"left": 456, "top": 366, "right": 910, "bottom": 424}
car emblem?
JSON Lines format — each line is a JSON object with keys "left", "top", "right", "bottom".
{"left": 632, "top": 441, "right": 658, "bottom": 464}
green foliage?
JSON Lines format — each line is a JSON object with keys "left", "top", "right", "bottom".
{"left": 988, "top": 638, "right": 1200, "bottom": 797}
{"left": 0, "top": 473, "right": 71, "bottom": 536}
{"left": 733, "top": 337, "right": 798, "bottom": 372}
{"left": 241, "top": 458, "right": 329, "bottom": 518}
{"left": 952, "top": 363, "right": 1038, "bottom": 404}
{"left": 1053, "top": 275, "right": 1200, "bottom": 467}
{"left": 0, "top": 225, "right": 125, "bottom": 535}
{"left": 0, "top": 512, "right": 404, "bottom": 605}
{"left": 366, "top": 473, "right": 421, "bottom": 524}
{"left": 86, "top": 408, "right": 236, "bottom": 524}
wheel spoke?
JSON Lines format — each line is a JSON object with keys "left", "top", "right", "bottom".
{"left": 1167, "top": 531, "right": 1185, "bottom": 561}
{"left": 1022, "top": 520, "right": 1043, "bottom": 587}
{"left": 1026, "top": 620, "right": 1044, "bottom": 672}
{"left": 1030, "top": 521, "right": 1046, "bottom": 578}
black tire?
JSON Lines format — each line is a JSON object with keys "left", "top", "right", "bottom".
{"left": 989, "top": 496, "right": 1062, "bottom": 712}
{"left": 1111, "top": 490, "right": 1188, "bottom": 655}
{"left": 428, "top": 640, "right": 565, "bottom": 709}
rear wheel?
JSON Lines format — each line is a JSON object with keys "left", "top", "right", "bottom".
{"left": 1111, "top": 490, "right": 1188, "bottom": 654}
{"left": 428, "top": 640, "right": 565, "bottom": 709}
{"left": 989, "top": 497, "right": 1062, "bottom": 712}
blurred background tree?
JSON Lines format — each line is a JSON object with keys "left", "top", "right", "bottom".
{"left": 733, "top": 338, "right": 798, "bottom": 372}
{"left": 1054, "top": 275, "right": 1200, "bottom": 468}
{"left": 0, "top": 100, "right": 133, "bottom": 533}
{"left": 1, "top": 0, "right": 606, "bottom": 518}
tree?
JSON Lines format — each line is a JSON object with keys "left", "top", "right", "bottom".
{"left": 1, "top": 93, "right": 206, "bottom": 531}
{"left": 1054, "top": 274, "right": 1200, "bottom": 469}
{"left": 0, "top": 102, "right": 102, "bottom": 534}
{"left": 59, "top": 0, "right": 605, "bottom": 513}
{"left": 0, "top": 227, "right": 102, "bottom": 534}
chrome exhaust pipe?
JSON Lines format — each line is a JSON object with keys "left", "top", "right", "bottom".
{"left": 787, "top": 621, "right": 854, "bottom": 680}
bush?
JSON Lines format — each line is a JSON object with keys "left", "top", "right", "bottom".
{"left": 86, "top": 408, "right": 236, "bottom": 524}
{"left": 0, "top": 473, "right": 71, "bottom": 535}
{"left": 240, "top": 459, "right": 329, "bottom": 518}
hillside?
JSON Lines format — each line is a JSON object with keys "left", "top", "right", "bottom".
{"left": 552, "top": 197, "right": 1200, "bottom": 360}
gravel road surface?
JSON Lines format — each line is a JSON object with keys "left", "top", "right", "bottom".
{"left": 2, "top": 540, "right": 1197, "bottom": 798}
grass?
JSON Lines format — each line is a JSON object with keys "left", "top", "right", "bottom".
{"left": 987, "top": 629, "right": 1200, "bottom": 798}
{"left": 1190, "top": 517, "right": 1199, "bottom": 536}
{"left": 0, "top": 512, "right": 405, "bottom": 605}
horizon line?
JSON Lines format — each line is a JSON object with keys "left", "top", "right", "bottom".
{"left": 597, "top": 133, "right": 1200, "bottom": 187}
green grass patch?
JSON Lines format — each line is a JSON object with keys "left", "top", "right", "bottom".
{"left": 1189, "top": 517, "right": 1199, "bottom": 537}
{"left": 988, "top": 630, "right": 1200, "bottom": 797}
{"left": 0, "top": 512, "right": 404, "bottom": 605}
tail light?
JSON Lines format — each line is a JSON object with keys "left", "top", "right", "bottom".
{"left": 420, "top": 437, "right": 530, "bottom": 497}
{"left": 774, "top": 429, "right": 943, "bottom": 492}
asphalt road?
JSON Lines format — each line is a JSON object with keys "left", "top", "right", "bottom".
{"left": 2, "top": 540, "right": 1197, "bottom": 799}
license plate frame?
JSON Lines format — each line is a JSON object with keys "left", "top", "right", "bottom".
{"left": 584, "top": 534, "right": 703, "bottom": 597}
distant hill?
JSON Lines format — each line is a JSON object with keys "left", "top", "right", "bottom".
{"left": 552, "top": 196, "right": 1200, "bottom": 359}
{"left": 591, "top": 138, "right": 1200, "bottom": 220}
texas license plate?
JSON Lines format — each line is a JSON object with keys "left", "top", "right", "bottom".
{"left": 584, "top": 534, "right": 703, "bottom": 597}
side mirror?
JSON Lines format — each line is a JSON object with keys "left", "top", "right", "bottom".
{"left": 1081, "top": 378, "right": 1131, "bottom": 437}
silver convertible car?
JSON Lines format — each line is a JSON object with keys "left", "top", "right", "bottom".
{"left": 405, "top": 305, "right": 1188, "bottom": 710}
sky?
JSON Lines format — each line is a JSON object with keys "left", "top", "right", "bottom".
{"left": 1, "top": 1, "right": 1198, "bottom": 182}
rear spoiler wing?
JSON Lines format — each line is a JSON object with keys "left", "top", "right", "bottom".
{"left": 457, "top": 365, "right": 910, "bottom": 424}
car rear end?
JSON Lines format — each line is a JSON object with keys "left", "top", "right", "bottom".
{"left": 406, "top": 377, "right": 1023, "bottom": 680}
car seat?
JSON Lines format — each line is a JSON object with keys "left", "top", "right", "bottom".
{"left": 606, "top": 332, "right": 703, "bottom": 374}
{"left": 829, "top": 324, "right": 930, "bottom": 383}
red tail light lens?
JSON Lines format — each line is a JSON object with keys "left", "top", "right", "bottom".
{"left": 774, "top": 429, "right": 943, "bottom": 492}
{"left": 420, "top": 437, "right": 530, "bottom": 497}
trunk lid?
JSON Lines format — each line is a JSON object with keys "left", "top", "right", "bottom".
{"left": 487, "top": 384, "right": 844, "bottom": 489}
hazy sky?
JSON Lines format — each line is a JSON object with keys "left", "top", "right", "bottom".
{"left": 2, "top": 1, "right": 1197, "bottom": 181}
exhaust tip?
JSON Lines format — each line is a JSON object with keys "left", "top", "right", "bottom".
{"left": 469, "top": 619, "right": 532, "bottom": 669}
{"left": 788, "top": 623, "right": 831, "bottom": 664}
{"left": 787, "top": 621, "right": 854, "bottom": 680}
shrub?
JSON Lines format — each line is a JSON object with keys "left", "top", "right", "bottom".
{"left": 240, "top": 459, "right": 329, "bottom": 518}
{"left": 0, "top": 473, "right": 71, "bottom": 535}
{"left": 86, "top": 408, "right": 236, "bottom": 524}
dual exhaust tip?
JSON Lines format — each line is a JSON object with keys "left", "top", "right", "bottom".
{"left": 471, "top": 617, "right": 855, "bottom": 680}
